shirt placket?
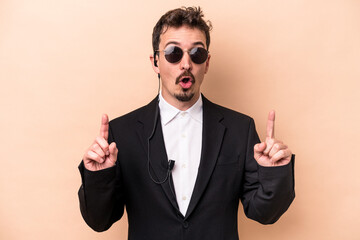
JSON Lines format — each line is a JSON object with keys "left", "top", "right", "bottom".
{"left": 177, "top": 111, "right": 191, "bottom": 215}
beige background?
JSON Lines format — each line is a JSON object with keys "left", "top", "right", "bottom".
{"left": 1, "top": 0, "right": 359, "bottom": 239}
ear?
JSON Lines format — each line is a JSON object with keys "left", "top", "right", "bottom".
{"left": 204, "top": 53, "right": 211, "bottom": 74}
{"left": 150, "top": 53, "right": 160, "bottom": 74}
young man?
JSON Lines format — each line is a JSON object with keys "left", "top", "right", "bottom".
{"left": 78, "top": 7, "right": 295, "bottom": 240}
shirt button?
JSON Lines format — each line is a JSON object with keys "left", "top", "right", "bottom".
{"left": 182, "top": 196, "right": 187, "bottom": 201}
{"left": 181, "top": 133, "right": 186, "bottom": 138}
{"left": 182, "top": 164, "right": 187, "bottom": 168}
{"left": 183, "top": 221, "right": 189, "bottom": 228}
{"left": 181, "top": 112, "right": 187, "bottom": 117}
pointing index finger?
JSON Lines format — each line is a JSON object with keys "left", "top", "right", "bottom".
{"left": 100, "top": 114, "right": 109, "bottom": 141}
{"left": 266, "top": 110, "right": 275, "bottom": 139}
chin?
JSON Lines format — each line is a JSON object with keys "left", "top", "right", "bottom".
{"left": 174, "top": 92, "right": 195, "bottom": 102}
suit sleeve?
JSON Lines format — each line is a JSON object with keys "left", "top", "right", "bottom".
{"left": 240, "top": 118, "right": 295, "bottom": 224}
{"left": 78, "top": 125, "right": 125, "bottom": 232}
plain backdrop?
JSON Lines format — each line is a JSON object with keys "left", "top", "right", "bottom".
{"left": 1, "top": 0, "right": 359, "bottom": 239}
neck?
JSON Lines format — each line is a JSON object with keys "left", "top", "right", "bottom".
{"left": 161, "top": 92, "right": 200, "bottom": 111}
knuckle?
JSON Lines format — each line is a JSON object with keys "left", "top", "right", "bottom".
{"left": 280, "top": 149, "right": 286, "bottom": 157}
{"left": 96, "top": 148, "right": 104, "bottom": 157}
{"left": 96, "top": 156, "right": 103, "bottom": 163}
{"left": 97, "top": 149, "right": 105, "bottom": 158}
{"left": 269, "top": 149, "right": 275, "bottom": 157}
{"left": 86, "top": 150, "right": 93, "bottom": 157}
{"left": 91, "top": 143, "right": 99, "bottom": 150}
{"left": 83, "top": 153, "right": 89, "bottom": 161}
{"left": 95, "top": 136, "right": 103, "bottom": 143}
{"left": 85, "top": 151, "right": 95, "bottom": 162}
{"left": 92, "top": 154, "right": 101, "bottom": 162}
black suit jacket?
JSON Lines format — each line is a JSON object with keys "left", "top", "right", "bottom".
{"left": 78, "top": 96, "right": 295, "bottom": 240}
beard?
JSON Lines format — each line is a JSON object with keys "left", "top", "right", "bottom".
{"left": 174, "top": 91, "right": 195, "bottom": 102}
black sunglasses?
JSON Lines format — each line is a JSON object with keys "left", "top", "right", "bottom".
{"left": 156, "top": 46, "right": 209, "bottom": 64}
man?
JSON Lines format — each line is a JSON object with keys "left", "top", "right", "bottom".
{"left": 78, "top": 7, "right": 295, "bottom": 240}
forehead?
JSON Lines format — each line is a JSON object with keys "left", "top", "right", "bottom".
{"left": 159, "top": 25, "right": 207, "bottom": 48}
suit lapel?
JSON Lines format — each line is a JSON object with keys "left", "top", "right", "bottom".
{"left": 136, "top": 97, "right": 180, "bottom": 213}
{"left": 185, "top": 96, "right": 225, "bottom": 219}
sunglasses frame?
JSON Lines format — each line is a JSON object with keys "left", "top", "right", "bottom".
{"left": 155, "top": 46, "right": 209, "bottom": 65}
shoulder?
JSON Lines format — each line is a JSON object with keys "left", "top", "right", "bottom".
{"left": 203, "top": 96, "right": 254, "bottom": 125}
{"left": 202, "top": 96, "right": 259, "bottom": 145}
{"left": 109, "top": 97, "right": 157, "bottom": 129}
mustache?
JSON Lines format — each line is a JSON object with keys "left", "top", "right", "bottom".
{"left": 175, "top": 71, "right": 195, "bottom": 84}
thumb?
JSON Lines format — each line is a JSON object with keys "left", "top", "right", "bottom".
{"left": 254, "top": 142, "right": 266, "bottom": 160}
{"left": 108, "top": 142, "right": 118, "bottom": 164}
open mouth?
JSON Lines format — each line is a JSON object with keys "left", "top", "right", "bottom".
{"left": 181, "top": 77, "right": 191, "bottom": 83}
{"left": 179, "top": 76, "right": 193, "bottom": 89}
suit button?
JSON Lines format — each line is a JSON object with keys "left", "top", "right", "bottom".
{"left": 183, "top": 221, "right": 189, "bottom": 228}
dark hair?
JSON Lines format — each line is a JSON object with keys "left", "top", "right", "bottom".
{"left": 152, "top": 7, "right": 212, "bottom": 52}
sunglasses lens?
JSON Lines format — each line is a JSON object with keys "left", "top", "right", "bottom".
{"left": 163, "top": 46, "right": 208, "bottom": 64}
{"left": 164, "top": 46, "right": 183, "bottom": 63}
{"left": 189, "top": 47, "right": 208, "bottom": 64}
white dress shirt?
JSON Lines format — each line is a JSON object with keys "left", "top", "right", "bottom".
{"left": 158, "top": 93, "right": 203, "bottom": 216}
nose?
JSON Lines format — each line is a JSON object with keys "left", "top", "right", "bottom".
{"left": 180, "top": 51, "right": 192, "bottom": 71}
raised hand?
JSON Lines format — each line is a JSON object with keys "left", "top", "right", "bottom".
{"left": 83, "top": 114, "right": 118, "bottom": 171}
{"left": 254, "top": 111, "right": 292, "bottom": 167}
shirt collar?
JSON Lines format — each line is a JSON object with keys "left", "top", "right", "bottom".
{"left": 158, "top": 92, "right": 203, "bottom": 125}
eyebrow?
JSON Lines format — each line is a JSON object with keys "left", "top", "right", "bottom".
{"left": 193, "top": 41, "right": 206, "bottom": 48}
{"left": 164, "top": 41, "right": 205, "bottom": 48}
